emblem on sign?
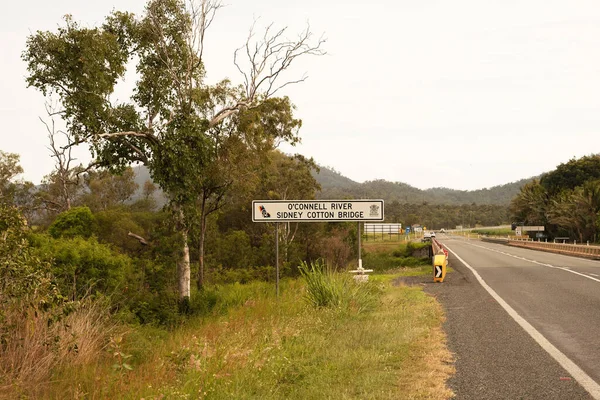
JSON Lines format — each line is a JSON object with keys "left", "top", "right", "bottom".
{"left": 369, "top": 205, "right": 380, "bottom": 217}
{"left": 259, "top": 205, "right": 271, "bottom": 218}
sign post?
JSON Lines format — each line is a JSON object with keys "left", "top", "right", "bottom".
{"left": 252, "top": 200, "right": 384, "bottom": 287}
{"left": 358, "top": 221, "right": 362, "bottom": 268}
{"left": 275, "top": 223, "right": 279, "bottom": 298}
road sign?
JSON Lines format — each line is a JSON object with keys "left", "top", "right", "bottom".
{"left": 433, "top": 254, "right": 447, "bottom": 282}
{"left": 523, "top": 226, "right": 545, "bottom": 232}
{"left": 252, "top": 199, "right": 384, "bottom": 222}
{"left": 364, "top": 223, "right": 402, "bottom": 234}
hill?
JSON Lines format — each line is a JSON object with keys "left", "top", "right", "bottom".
{"left": 313, "top": 166, "right": 535, "bottom": 206}
{"left": 131, "top": 164, "right": 535, "bottom": 207}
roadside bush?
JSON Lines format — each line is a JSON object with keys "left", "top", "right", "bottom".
{"left": 31, "top": 234, "right": 133, "bottom": 301}
{"left": 0, "top": 205, "right": 116, "bottom": 397}
{"left": 48, "top": 206, "right": 95, "bottom": 239}
{"left": 213, "top": 230, "right": 256, "bottom": 269}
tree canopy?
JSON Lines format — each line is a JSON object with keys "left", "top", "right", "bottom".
{"left": 23, "top": 0, "right": 324, "bottom": 301}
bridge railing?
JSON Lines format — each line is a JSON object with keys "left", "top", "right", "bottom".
{"left": 432, "top": 238, "right": 448, "bottom": 257}
{"left": 507, "top": 239, "right": 600, "bottom": 260}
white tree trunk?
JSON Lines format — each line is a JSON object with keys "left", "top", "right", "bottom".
{"left": 178, "top": 230, "right": 191, "bottom": 299}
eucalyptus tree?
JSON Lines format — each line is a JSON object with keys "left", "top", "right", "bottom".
{"left": 259, "top": 152, "right": 320, "bottom": 263}
{"left": 24, "top": 0, "right": 324, "bottom": 303}
{"left": 81, "top": 167, "right": 138, "bottom": 212}
{"left": 0, "top": 151, "right": 23, "bottom": 201}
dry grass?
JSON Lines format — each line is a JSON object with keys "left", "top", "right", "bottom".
{"left": 5, "top": 277, "right": 456, "bottom": 399}
{"left": 0, "top": 298, "right": 117, "bottom": 399}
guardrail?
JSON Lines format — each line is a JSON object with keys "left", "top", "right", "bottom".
{"left": 507, "top": 239, "right": 600, "bottom": 260}
{"left": 432, "top": 238, "right": 447, "bottom": 256}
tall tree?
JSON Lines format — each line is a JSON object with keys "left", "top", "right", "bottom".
{"left": 81, "top": 167, "right": 138, "bottom": 211}
{"left": 509, "top": 180, "right": 548, "bottom": 226}
{"left": 259, "top": 152, "right": 320, "bottom": 263}
{"left": 24, "top": 0, "right": 324, "bottom": 303}
{"left": 0, "top": 151, "right": 23, "bottom": 201}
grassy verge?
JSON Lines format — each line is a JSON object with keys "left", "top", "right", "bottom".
{"left": 8, "top": 240, "right": 455, "bottom": 399}
{"left": 471, "top": 228, "right": 514, "bottom": 236}
{"left": 30, "top": 273, "right": 453, "bottom": 399}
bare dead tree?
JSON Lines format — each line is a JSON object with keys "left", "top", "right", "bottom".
{"left": 39, "top": 103, "right": 85, "bottom": 212}
{"left": 210, "top": 21, "right": 326, "bottom": 127}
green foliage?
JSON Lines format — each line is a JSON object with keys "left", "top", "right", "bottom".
{"left": 24, "top": 15, "right": 131, "bottom": 143}
{"left": 510, "top": 155, "right": 600, "bottom": 242}
{"left": 213, "top": 230, "right": 255, "bottom": 269}
{"left": 472, "top": 228, "right": 514, "bottom": 236}
{"left": 298, "top": 260, "right": 379, "bottom": 313}
{"left": 0, "top": 150, "right": 24, "bottom": 201}
{"left": 0, "top": 204, "right": 61, "bottom": 307}
{"left": 32, "top": 234, "right": 132, "bottom": 301}
{"left": 109, "top": 335, "right": 133, "bottom": 372}
{"left": 363, "top": 242, "right": 431, "bottom": 272}
{"left": 24, "top": 3, "right": 320, "bottom": 301}
{"left": 382, "top": 201, "right": 509, "bottom": 230}
{"left": 540, "top": 154, "right": 600, "bottom": 196}
{"left": 208, "top": 265, "right": 277, "bottom": 285}
{"left": 80, "top": 167, "right": 138, "bottom": 212}
{"left": 48, "top": 206, "right": 95, "bottom": 239}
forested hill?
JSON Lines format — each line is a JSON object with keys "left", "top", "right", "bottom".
{"left": 313, "top": 166, "right": 535, "bottom": 206}
{"left": 132, "top": 164, "right": 534, "bottom": 206}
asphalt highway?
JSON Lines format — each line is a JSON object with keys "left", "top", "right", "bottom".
{"left": 426, "top": 235, "right": 600, "bottom": 399}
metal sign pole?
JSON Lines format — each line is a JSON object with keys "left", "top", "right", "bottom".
{"left": 275, "top": 223, "right": 280, "bottom": 298}
{"left": 358, "top": 221, "right": 362, "bottom": 269}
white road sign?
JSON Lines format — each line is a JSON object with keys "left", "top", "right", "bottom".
{"left": 252, "top": 199, "right": 384, "bottom": 222}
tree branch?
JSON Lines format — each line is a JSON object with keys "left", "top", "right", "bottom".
{"left": 128, "top": 231, "right": 149, "bottom": 245}
{"left": 211, "top": 21, "right": 326, "bottom": 127}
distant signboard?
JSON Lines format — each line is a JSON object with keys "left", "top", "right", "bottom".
{"left": 523, "top": 226, "right": 545, "bottom": 232}
{"left": 364, "top": 223, "right": 401, "bottom": 234}
{"left": 252, "top": 200, "right": 384, "bottom": 222}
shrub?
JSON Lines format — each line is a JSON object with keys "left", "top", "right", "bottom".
{"left": 0, "top": 205, "right": 116, "bottom": 397}
{"left": 48, "top": 206, "right": 95, "bottom": 239}
{"left": 32, "top": 235, "right": 132, "bottom": 301}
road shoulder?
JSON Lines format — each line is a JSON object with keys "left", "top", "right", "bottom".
{"left": 395, "top": 254, "right": 593, "bottom": 399}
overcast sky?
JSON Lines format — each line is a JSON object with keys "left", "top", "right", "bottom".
{"left": 2, "top": 0, "right": 600, "bottom": 190}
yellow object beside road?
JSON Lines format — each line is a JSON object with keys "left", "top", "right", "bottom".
{"left": 433, "top": 254, "right": 447, "bottom": 282}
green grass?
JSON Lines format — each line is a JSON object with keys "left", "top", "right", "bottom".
{"left": 15, "top": 239, "right": 455, "bottom": 400}
{"left": 37, "top": 272, "right": 453, "bottom": 400}
{"left": 471, "top": 228, "right": 514, "bottom": 236}
{"left": 363, "top": 241, "right": 431, "bottom": 272}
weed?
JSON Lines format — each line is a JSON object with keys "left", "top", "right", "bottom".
{"left": 110, "top": 335, "right": 133, "bottom": 372}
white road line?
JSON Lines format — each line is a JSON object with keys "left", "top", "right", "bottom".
{"left": 591, "top": 273, "right": 600, "bottom": 277}
{"left": 444, "top": 243, "right": 600, "bottom": 399}
{"left": 467, "top": 242, "right": 600, "bottom": 284}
